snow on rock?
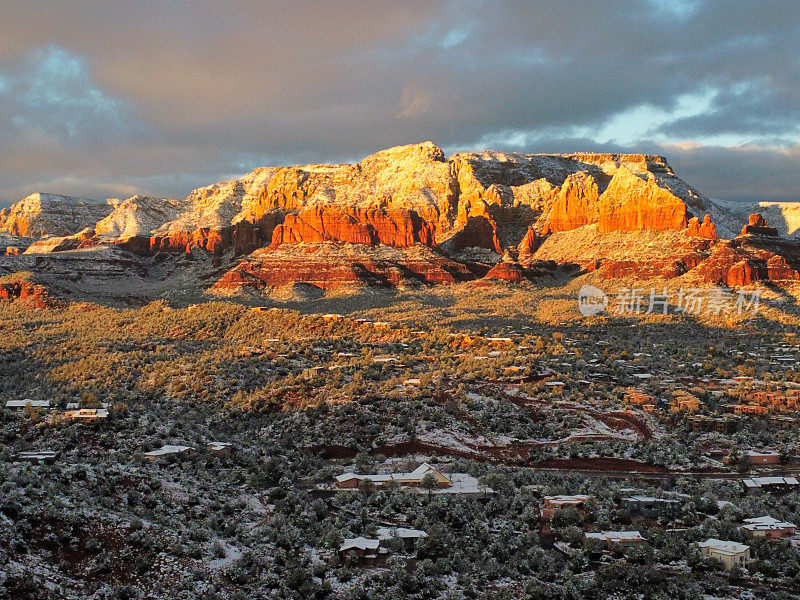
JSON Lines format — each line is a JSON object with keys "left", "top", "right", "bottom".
{"left": 0, "top": 193, "right": 117, "bottom": 237}
{"left": 94, "top": 195, "right": 190, "bottom": 242}
{"left": 157, "top": 167, "right": 281, "bottom": 236}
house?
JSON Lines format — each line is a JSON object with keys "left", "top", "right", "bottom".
{"left": 321, "top": 313, "right": 344, "bottom": 321}
{"left": 690, "top": 415, "right": 740, "bottom": 433}
{"left": 625, "top": 388, "right": 654, "bottom": 406}
{"left": 585, "top": 530, "right": 646, "bottom": 549}
{"left": 698, "top": 539, "right": 751, "bottom": 569}
{"left": 376, "top": 527, "right": 427, "bottom": 551}
{"left": 335, "top": 463, "right": 451, "bottom": 490}
{"left": 338, "top": 537, "right": 385, "bottom": 562}
{"left": 64, "top": 408, "right": 109, "bottom": 422}
{"left": 742, "top": 476, "right": 799, "bottom": 494}
{"left": 734, "top": 404, "right": 770, "bottom": 416}
{"left": 741, "top": 516, "right": 797, "bottom": 540}
{"left": 670, "top": 391, "right": 702, "bottom": 413}
{"left": 15, "top": 450, "right": 58, "bottom": 464}
{"left": 541, "top": 495, "right": 590, "bottom": 521}
{"left": 143, "top": 445, "right": 195, "bottom": 461}
{"left": 621, "top": 495, "right": 681, "bottom": 518}
{"left": 744, "top": 450, "right": 780, "bottom": 465}
{"left": 6, "top": 399, "right": 51, "bottom": 411}
{"left": 207, "top": 441, "right": 233, "bottom": 457}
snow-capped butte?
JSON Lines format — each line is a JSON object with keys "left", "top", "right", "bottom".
{"left": 0, "top": 193, "right": 117, "bottom": 237}
{"left": 94, "top": 195, "right": 190, "bottom": 242}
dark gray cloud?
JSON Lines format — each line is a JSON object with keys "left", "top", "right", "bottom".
{"left": 0, "top": 0, "right": 798, "bottom": 208}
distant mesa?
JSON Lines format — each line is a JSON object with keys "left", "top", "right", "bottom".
{"left": 2, "top": 142, "right": 800, "bottom": 293}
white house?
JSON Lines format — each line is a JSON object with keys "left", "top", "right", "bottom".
{"left": 143, "top": 445, "right": 195, "bottom": 461}
{"left": 335, "top": 463, "right": 451, "bottom": 490}
{"left": 338, "top": 537, "right": 384, "bottom": 561}
{"left": 376, "top": 527, "right": 427, "bottom": 550}
{"left": 15, "top": 450, "right": 58, "bottom": 464}
{"left": 6, "top": 399, "right": 51, "bottom": 411}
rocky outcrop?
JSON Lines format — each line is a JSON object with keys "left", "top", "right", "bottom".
{"left": 269, "top": 206, "right": 435, "bottom": 248}
{"left": 212, "top": 243, "right": 475, "bottom": 292}
{"left": 598, "top": 168, "right": 689, "bottom": 233}
{"left": 6, "top": 144, "right": 717, "bottom": 262}
{"left": 445, "top": 215, "right": 501, "bottom": 253}
{"left": 483, "top": 262, "right": 525, "bottom": 283}
{"left": 543, "top": 173, "right": 600, "bottom": 233}
{"left": 686, "top": 214, "right": 717, "bottom": 240}
{"left": 740, "top": 213, "right": 779, "bottom": 237}
{"left": 534, "top": 225, "right": 716, "bottom": 280}
{"left": 696, "top": 232, "right": 800, "bottom": 286}
{"left": 517, "top": 226, "right": 539, "bottom": 259}
{"left": 0, "top": 193, "right": 116, "bottom": 237}
{"left": 0, "top": 279, "right": 60, "bottom": 308}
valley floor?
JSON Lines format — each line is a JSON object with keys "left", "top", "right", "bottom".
{"left": 2, "top": 300, "right": 800, "bottom": 599}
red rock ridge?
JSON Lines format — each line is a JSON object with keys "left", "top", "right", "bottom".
{"left": 213, "top": 244, "right": 475, "bottom": 291}
{"left": 269, "top": 206, "right": 435, "bottom": 248}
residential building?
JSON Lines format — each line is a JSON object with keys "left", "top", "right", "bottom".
{"left": 541, "top": 495, "right": 590, "bottom": 521}
{"left": 745, "top": 450, "right": 781, "bottom": 465}
{"left": 6, "top": 399, "right": 51, "bottom": 411}
{"left": 621, "top": 495, "right": 681, "bottom": 518}
{"left": 336, "top": 463, "right": 451, "bottom": 490}
{"left": 585, "top": 530, "right": 645, "bottom": 549}
{"left": 742, "top": 476, "right": 799, "bottom": 494}
{"left": 376, "top": 527, "right": 427, "bottom": 552}
{"left": 731, "top": 404, "right": 770, "bottom": 416}
{"left": 143, "top": 445, "right": 195, "bottom": 461}
{"left": 338, "top": 537, "right": 384, "bottom": 562}
{"left": 742, "top": 516, "right": 797, "bottom": 540}
{"left": 207, "top": 441, "right": 233, "bottom": 456}
{"left": 670, "top": 391, "right": 702, "bottom": 413}
{"left": 302, "top": 366, "right": 325, "bottom": 379}
{"left": 15, "top": 451, "right": 58, "bottom": 464}
{"left": 698, "top": 539, "right": 751, "bottom": 569}
{"left": 64, "top": 408, "right": 109, "bottom": 421}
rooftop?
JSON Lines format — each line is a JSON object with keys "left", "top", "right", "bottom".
{"left": 698, "top": 539, "right": 750, "bottom": 554}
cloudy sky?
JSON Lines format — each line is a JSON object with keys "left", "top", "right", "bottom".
{"left": 1, "top": 0, "right": 799, "bottom": 207}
